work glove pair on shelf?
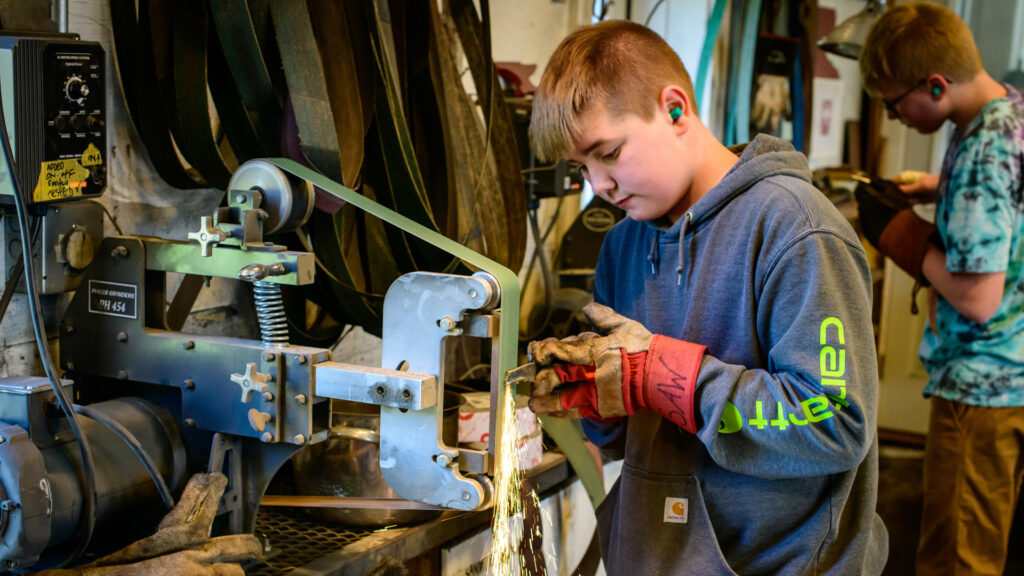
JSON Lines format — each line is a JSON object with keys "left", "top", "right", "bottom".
{"left": 34, "top": 473, "right": 263, "bottom": 576}
{"left": 853, "top": 172, "right": 943, "bottom": 285}
{"left": 528, "top": 303, "right": 706, "bottom": 433}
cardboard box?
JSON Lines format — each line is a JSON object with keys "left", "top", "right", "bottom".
{"left": 458, "top": 392, "right": 542, "bottom": 470}
{"left": 458, "top": 392, "right": 537, "bottom": 444}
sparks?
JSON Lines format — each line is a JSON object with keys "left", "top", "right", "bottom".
{"left": 490, "top": 383, "right": 526, "bottom": 575}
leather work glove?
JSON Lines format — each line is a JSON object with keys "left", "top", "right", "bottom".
{"left": 34, "top": 473, "right": 263, "bottom": 576}
{"left": 528, "top": 302, "right": 706, "bottom": 433}
{"left": 854, "top": 181, "right": 942, "bottom": 283}
{"left": 752, "top": 74, "right": 791, "bottom": 133}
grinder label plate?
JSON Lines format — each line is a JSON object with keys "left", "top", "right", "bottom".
{"left": 88, "top": 280, "right": 137, "bottom": 319}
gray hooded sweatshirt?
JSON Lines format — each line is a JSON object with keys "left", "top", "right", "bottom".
{"left": 585, "top": 135, "right": 888, "bottom": 575}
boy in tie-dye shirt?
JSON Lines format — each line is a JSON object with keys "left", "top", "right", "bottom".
{"left": 857, "top": 3, "right": 1024, "bottom": 575}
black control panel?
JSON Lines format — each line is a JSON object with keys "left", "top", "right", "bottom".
{"left": 0, "top": 32, "right": 106, "bottom": 205}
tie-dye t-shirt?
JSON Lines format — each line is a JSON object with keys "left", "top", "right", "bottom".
{"left": 919, "top": 84, "right": 1024, "bottom": 406}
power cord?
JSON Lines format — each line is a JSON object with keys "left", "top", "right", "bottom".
{"left": 0, "top": 81, "right": 98, "bottom": 566}
{"left": 73, "top": 404, "right": 174, "bottom": 511}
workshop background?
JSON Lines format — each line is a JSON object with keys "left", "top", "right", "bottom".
{"left": 0, "top": 0, "right": 1023, "bottom": 574}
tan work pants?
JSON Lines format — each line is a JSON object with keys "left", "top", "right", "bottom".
{"left": 916, "top": 397, "right": 1024, "bottom": 576}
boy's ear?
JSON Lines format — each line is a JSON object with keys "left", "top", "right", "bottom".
{"left": 927, "top": 74, "right": 950, "bottom": 98}
{"left": 660, "top": 85, "right": 693, "bottom": 131}
{"left": 660, "top": 86, "right": 690, "bottom": 115}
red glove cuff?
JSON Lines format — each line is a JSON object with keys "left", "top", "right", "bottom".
{"left": 553, "top": 363, "right": 595, "bottom": 385}
{"left": 553, "top": 364, "right": 601, "bottom": 419}
{"left": 637, "top": 335, "right": 706, "bottom": 433}
{"left": 558, "top": 382, "right": 601, "bottom": 419}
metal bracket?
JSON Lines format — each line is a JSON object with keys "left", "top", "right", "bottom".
{"left": 208, "top": 433, "right": 244, "bottom": 534}
{"left": 377, "top": 272, "right": 499, "bottom": 510}
{"left": 314, "top": 363, "right": 437, "bottom": 410}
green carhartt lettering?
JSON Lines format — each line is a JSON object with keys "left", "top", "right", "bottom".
{"left": 820, "top": 317, "right": 848, "bottom": 408}
{"left": 819, "top": 317, "right": 844, "bottom": 345}
{"left": 749, "top": 401, "right": 768, "bottom": 430}
{"left": 770, "top": 401, "right": 790, "bottom": 430}
{"left": 718, "top": 402, "right": 743, "bottom": 434}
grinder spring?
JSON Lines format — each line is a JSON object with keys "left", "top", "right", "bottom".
{"left": 253, "top": 281, "right": 288, "bottom": 347}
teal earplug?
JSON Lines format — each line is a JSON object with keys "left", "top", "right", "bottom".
{"left": 670, "top": 107, "right": 682, "bottom": 120}
{"left": 932, "top": 86, "right": 941, "bottom": 96}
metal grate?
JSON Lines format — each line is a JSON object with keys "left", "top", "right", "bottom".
{"left": 245, "top": 508, "right": 376, "bottom": 575}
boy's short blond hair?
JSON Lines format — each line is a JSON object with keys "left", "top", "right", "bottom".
{"left": 529, "top": 20, "right": 695, "bottom": 162}
{"left": 859, "top": 2, "right": 983, "bottom": 96}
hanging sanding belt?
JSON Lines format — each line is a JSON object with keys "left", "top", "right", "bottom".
{"left": 450, "top": 0, "right": 528, "bottom": 272}
{"left": 269, "top": 0, "right": 343, "bottom": 183}
{"left": 429, "top": 2, "right": 497, "bottom": 264}
{"left": 268, "top": 156, "right": 607, "bottom": 510}
{"left": 695, "top": 0, "right": 728, "bottom": 114}
{"left": 170, "top": 0, "right": 235, "bottom": 189}
{"left": 108, "top": 0, "right": 202, "bottom": 188}
{"left": 272, "top": 0, "right": 424, "bottom": 331}
{"left": 270, "top": 0, "right": 385, "bottom": 329}
{"left": 319, "top": 0, "right": 423, "bottom": 278}
{"left": 429, "top": 0, "right": 521, "bottom": 270}
{"left": 148, "top": 0, "right": 185, "bottom": 152}
{"left": 208, "top": 0, "right": 283, "bottom": 151}
{"left": 206, "top": 22, "right": 270, "bottom": 163}
{"left": 308, "top": 0, "right": 365, "bottom": 191}
{"left": 362, "top": 0, "right": 463, "bottom": 274}
{"left": 728, "top": 0, "right": 763, "bottom": 145}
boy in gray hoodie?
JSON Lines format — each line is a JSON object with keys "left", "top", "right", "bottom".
{"left": 527, "top": 20, "right": 888, "bottom": 575}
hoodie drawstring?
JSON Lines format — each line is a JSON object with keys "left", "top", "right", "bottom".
{"left": 677, "top": 212, "right": 693, "bottom": 286}
{"left": 647, "top": 230, "right": 661, "bottom": 277}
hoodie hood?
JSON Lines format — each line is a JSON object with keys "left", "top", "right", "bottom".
{"left": 643, "top": 134, "right": 815, "bottom": 284}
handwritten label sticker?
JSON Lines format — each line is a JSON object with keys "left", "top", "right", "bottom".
{"left": 33, "top": 159, "right": 90, "bottom": 202}
{"left": 81, "top": 143, "right": 103, "bottom": 167}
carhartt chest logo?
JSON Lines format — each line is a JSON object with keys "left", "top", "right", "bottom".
{"left": 663, "top": 497, "right": 689, "bottom": 524}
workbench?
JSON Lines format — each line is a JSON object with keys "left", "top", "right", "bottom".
{"left": 247, "top": 452, "right": 574, "bottom": 575}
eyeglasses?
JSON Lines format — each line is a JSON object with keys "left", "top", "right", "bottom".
{"left": 882, "top": 78, "right": 927, "bottom": 116}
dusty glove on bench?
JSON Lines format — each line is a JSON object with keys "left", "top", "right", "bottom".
{"left": 33, "top": 473, "right": 263, "bottom": 576}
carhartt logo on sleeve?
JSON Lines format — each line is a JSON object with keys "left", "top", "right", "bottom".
{"left": 664, "top": 497, "right": 688, "bottom": 523}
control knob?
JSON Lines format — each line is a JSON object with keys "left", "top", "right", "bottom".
{"left": 64, "top": 76, "right": 90, "bottom": 104}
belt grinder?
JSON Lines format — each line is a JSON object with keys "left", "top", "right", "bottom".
{"left": 0, "top": 159, "right": 520, "bottom": 568}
